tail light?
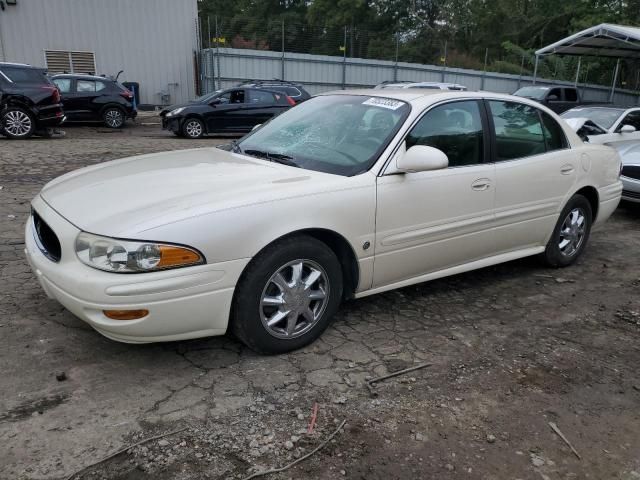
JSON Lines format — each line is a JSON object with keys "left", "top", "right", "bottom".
{"left": 42, "top": 86, "right": 60, "bottom": 103}
{"left": 120, "top": 89, "right": 133, "bottom": 100}
{"left": 286, "top": 96, "right": 296, "bottom": 106}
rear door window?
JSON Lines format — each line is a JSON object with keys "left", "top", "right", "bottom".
{"left": 564, "top": 89, "right": 578, "bottom": 102}
{"left": 76, "top": 80, "right": 96, "bottom": 92}
{"left": 248, "top": 90, "right": 276, "bottom": 105}
{"left": 540, "top": 112, "right": 568, "bottom": 151}
{"left": 548, "top": 88, "right": 562, "bottom": 101}
{"left": 0, "top": 66, "right": 47, "bottom": 83}
{"left": 488, "top": 101, "right": 546, "bottom": 161}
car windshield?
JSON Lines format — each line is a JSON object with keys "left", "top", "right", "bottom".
{"left": 194, "top": 91, "right": 220, "bottom": 103}
{"left": 561, "top": 107, "right": 624, "bottom": 130}
{"left": 513, "top": 87, "right": 549, "bottom": 100}
{"left": 237, "top": 95, "right": 410, "bottom": 176}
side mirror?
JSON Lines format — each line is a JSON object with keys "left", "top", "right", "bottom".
{"left": 547, "top": 94, "right": 559, "bottom": 101}
{"left": 251, "top": 123, "right": 262, "bottom": 131}
{"left": 397, "top": 145, "right": 448, "bottom": 173}
{"left": 620, "top": 124, "right": 636, "bottom": 133}
{"left": 209, "top": 98, "right": 221, "bottom": 106}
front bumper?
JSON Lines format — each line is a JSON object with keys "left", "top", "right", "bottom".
{"left": 162, "top": 116, "right": 182, "bottom": 132}
{"left": 25, "top": 196, "right": 249, "bottom": 343}
{"left": 621, "top": 175, "right": 640, "bottom": 203}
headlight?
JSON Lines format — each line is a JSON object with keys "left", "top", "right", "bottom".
{"left": 166, "top": 107, "right": 185, "bottom": 117}
{"left": 75, "top": 232, "right": 204, "bottom": 273}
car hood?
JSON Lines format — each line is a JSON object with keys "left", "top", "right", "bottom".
{"left": 40, "top": 148, "right": 346, "bottom": 237}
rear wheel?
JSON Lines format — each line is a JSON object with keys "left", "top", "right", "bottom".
{"left": 541, "top": 194, "right": 592, "bottom": 267}
{"left": 1, "top": 107, "right": 35, "bottom": 139}
{"left": 182, "top": 117, "right": 205, "bottom": 139}
{"left": 231, "top": 235, "right": 343, "bottom": 354}
{"left": 103, "top": 107, "right": 125, "bottom": 128}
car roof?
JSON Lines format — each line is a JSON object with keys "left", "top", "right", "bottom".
{"left": 321, "top": 89, "right": 560, "bottom": 109}
{"left": 0, "top": 62, "right": 40, "bottom": 69}
{"left": 52, "top": 74, "right": 114, "bottom": 81}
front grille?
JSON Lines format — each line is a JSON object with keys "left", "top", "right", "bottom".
{"left": 621, "top": 165, "right": 640, "bottom": 180}
{"left": 622, "top": 189, "right": 640, "bottom": 200}
{"left": 32, "top": 210, "right": 61, "bottom": 262}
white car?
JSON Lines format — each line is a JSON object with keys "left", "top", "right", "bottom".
{"left": 562, "top": 106, "right": 640, "bottom": 203}
{"left": 26, "top": 90, "right": 622, "bottom": 353}
{"left": 375, "top": 81, "right": 468, "bottom": 91}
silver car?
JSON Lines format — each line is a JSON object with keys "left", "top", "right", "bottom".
{"left": 563, "top": 106, "right": 640, "bottom": 203}
{"left": 375, "top": 81, "right": 468, "bottom": 91}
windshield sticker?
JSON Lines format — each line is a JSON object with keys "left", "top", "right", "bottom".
{"left": 363, "top": 97, "right": 404, "bottom": 110}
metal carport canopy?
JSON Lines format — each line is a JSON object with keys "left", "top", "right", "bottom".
{"left": 535, "top": 23, "right": 640, "bottom": 58}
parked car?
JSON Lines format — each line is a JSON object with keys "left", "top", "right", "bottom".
{"left": 26, "top": 90, "right": 621, "bottom": 353}
{"left": 161, "top": 87, "right": 295, "bottom": 138}
{"left": 0, "top": 62, "right": 65, "bottom": 139}
{"left": 237, "top": 79, "right": 311, "bottom": 103}
{"left": 51, "top": 74, "right": 136, "bottom": 128}
{"left": 562, "top": 106, "right": 640, "bottom": 203}
{"left": 375, "top": 81, "right": 468, "bottom": 91}
{"left": 513, "top": 85, "right": 606, "bottom": 113}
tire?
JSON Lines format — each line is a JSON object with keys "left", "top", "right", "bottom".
{"left": 1, "top": 107, "right": 36, "bottom": 139}
{"left": 231, "top": 235, "right": 343, "bottom": 354}
{"left": 541, "top": 194, "right": 593, "bottom": 267}
{"left": 182, "top": 117, "right": 205, "bottom": 139}
{"left": 103, "top": 107, "right": 125, "bottom": 128}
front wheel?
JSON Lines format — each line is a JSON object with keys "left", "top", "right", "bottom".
{"left": 231, "top": 235, "right": 343, "bottom": 354}
{"left": 541, "top": 194, "right": 593, "bottom": 267}
{"left": 182, "top": 117, "right": 205, "bottom": 139}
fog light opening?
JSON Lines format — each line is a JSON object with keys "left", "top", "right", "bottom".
{"left": 103, "top": 309, "right": 149, "bottom": 320}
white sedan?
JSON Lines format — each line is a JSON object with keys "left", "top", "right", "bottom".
{"left": 26, "top": 90, "right": 622, "bottom": 353}
{"left": 562, "top": 106, "right": 640, "bottom": 203}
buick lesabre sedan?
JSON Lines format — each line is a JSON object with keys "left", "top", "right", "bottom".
{"left": 26, "top": 90, "right": 622, "bottom": 353}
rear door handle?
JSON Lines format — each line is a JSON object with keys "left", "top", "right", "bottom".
{"left": 560, "top": 164, "right": 575, "bottom": 175}
{"left": 471, "top": 178, "right": 491, "bottom": 191}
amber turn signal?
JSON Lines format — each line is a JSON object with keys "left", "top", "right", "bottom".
{"left": 157, "top": 246, "right": 202, "bottom": 268}
{"left": 103, "top": 309, "right": 149, "bottom": 320}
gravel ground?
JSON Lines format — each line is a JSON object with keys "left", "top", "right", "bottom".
{"left": 1, "top": 121, "right": 639, "bottom": 480}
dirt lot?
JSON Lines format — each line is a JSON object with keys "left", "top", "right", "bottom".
{"left": 1, "top": 119, "right": 639, "bottom": 480}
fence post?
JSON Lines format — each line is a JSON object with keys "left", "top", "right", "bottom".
{"left": 215, "top": 16, "right": 221, "bottom": 90}
{"left": 441, "top": 40, "right": 447, "bottom": 82}
{"left": 532, "top": 55, "right": 539, "bottom": 84}
{"left": 342, "top": 26, "right": 347, "bottom": 89}
{"left": 517, "top": 54, "right": 524, "bottom": 89}
{"left": 574, "top": 57, "right": 581, "bottom": 87}
{"left": 609, "top": 58, "right": 620, "bottom": 103}
{"left": 393, "top": 32, "right": 399, "bottom": 82}
{"left": 481, "top": 48, "right": 488, "bottom": 90}
{"left": 281, "top": 19, "right": 285, "bottom": 80}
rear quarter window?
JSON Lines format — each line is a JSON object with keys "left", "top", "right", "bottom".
{"left": 0, "top": 66, "right": 48, "bottom": 84}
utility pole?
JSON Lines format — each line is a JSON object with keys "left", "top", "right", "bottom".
{"left": 281, "top": 19, "right": 285, "bottom": 80}
{"left": 342, "top": 26, "right": 347, "bottom": 89}
{"left": 393, "top": 32, "right": 399, "bottom": 82}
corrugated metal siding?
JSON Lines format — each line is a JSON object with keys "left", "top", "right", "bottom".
{"left": 0, "top": 0, "right": 198, "bottom": 105}
{"left": 201, "top": 47, "right": 640, "bottom": 106}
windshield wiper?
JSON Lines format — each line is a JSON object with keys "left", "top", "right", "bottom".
{"left": 231, "top": 140, "right": 243, "bottom": 153}
{"left": 243, "top": 149, "right": 299, "bottom": 168}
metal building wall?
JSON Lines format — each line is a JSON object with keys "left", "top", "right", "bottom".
{"left": 200, "top": 48, "right": 640, "bottom": 106}
{"left": 0, "top": 0, "right": 198, "bottom": 105}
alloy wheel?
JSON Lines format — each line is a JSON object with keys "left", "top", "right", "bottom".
{"left": 4, "top": 110, "right": 32, "bottom": 137}
{"left": 185, "top": 120, "right": 203, "bottom": 138}
{"left": 259, "top": 259, "right": 329, "bottom": 339}
{"left": 558, "top": 207, "right": 586, "bottom": 257}
{"left": 105, "top": 109, "right": 124, "bottom": 128}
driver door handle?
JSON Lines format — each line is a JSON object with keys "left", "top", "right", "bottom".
{"left": 471, "top": 178, "right": 491, "bottom": 191}
{"left": 560, "top": 164, "right": 575, "bottom": 175}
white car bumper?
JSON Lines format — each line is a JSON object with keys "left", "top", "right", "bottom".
{"left": 25, "top": 196, "right": 249, "bottom": 343}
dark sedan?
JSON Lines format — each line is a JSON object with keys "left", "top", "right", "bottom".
{"left": 51, "top": 74, "right": 136, "bottom": 128}
{"left": 161, "top": 87, "right": 294, "bottom": 138}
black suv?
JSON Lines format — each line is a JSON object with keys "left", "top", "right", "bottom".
{"left": 0, "top": 63, "right": 65, "bottom": 139}
{"left": 51, "top": 74, "right": 136, "bottom": 128}
{"left": 237, "top": 80, "right": 310, "bottom": 104}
